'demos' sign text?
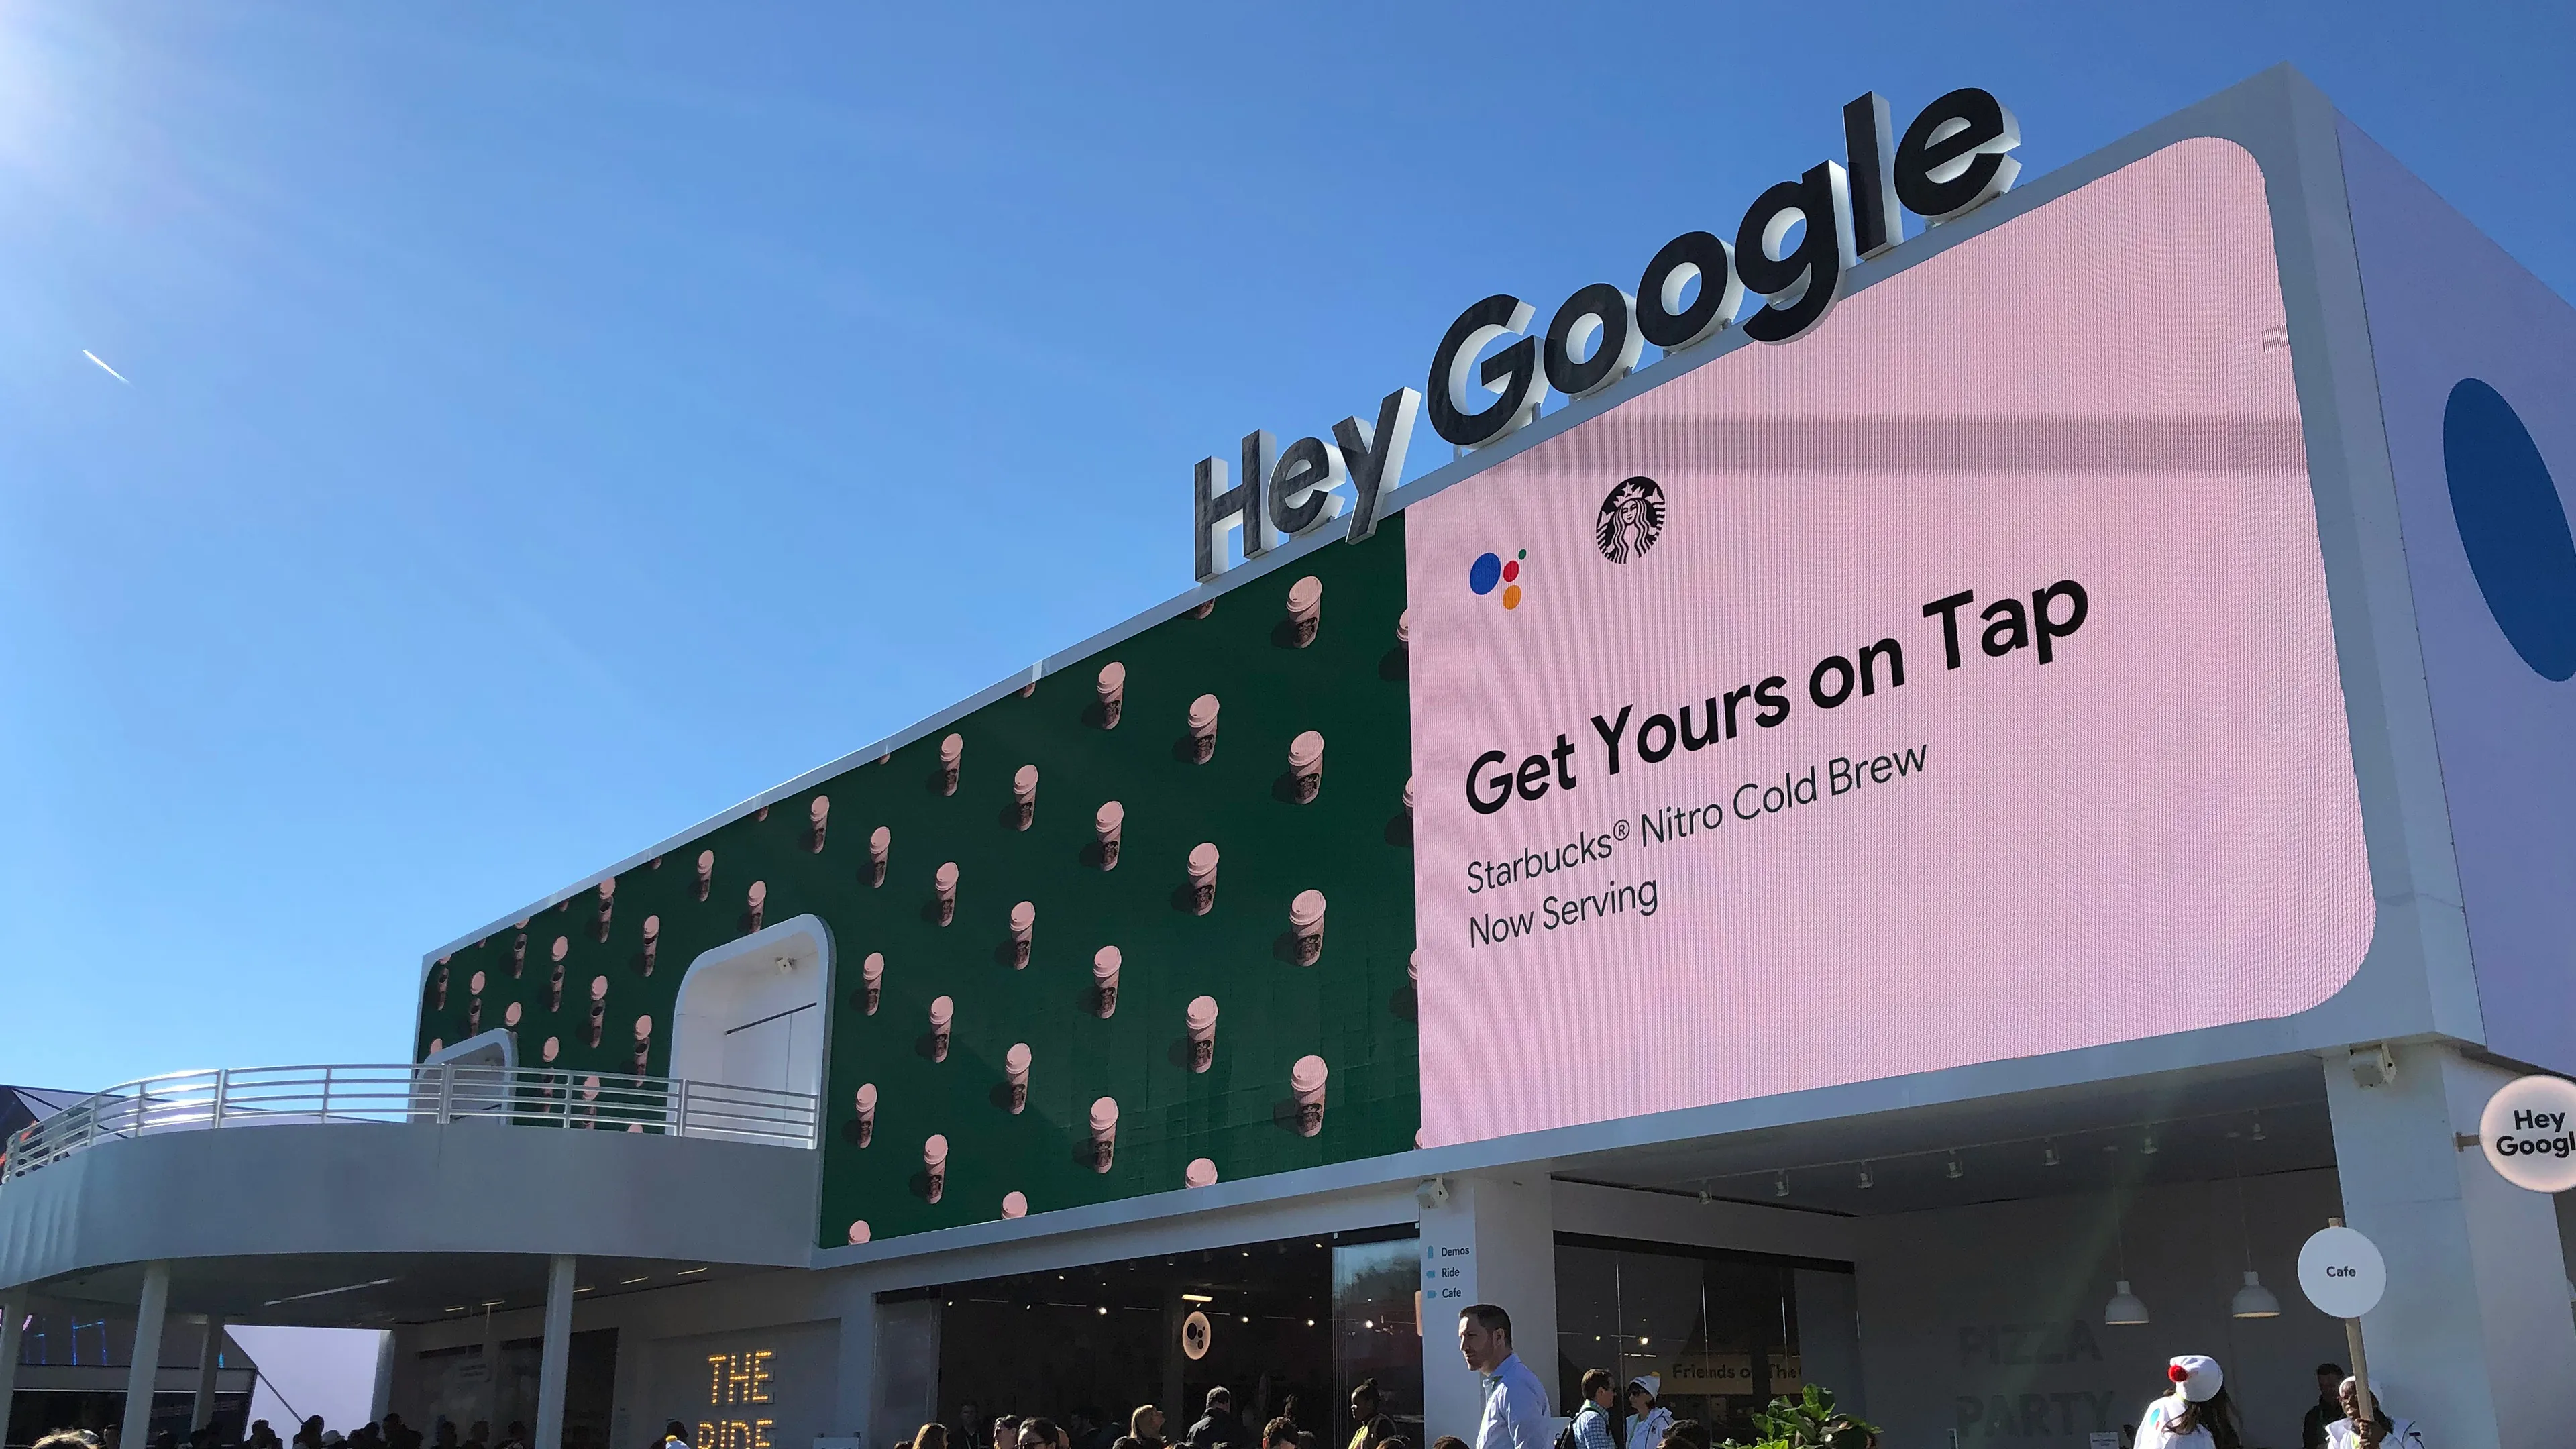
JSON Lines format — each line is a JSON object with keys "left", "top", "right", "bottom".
{"left": 1193, "top": 86, "right": 2025, "bottom": 583}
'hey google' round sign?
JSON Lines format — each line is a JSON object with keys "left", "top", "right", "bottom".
{"left": 2479, "top": 1074, "right": 2576, "bottom": 1193}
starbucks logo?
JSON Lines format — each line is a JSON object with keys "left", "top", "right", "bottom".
{"left": 1596, "top": 476, "right": 1665, "bottom": 564}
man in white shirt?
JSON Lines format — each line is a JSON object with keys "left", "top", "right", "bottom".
{"left": 1457, "top": 1304, "right": 1548, "bottom": 1449}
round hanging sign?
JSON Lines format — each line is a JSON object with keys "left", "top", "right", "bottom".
{"left": 1181, "top": 1309, "right": 1212, "bottom": 1360}
{"left": 2477, "top": 1073, "right": 2576, "bottom": 1193}
{"left": 2297, "top": 1225, "right": 2386, "bottom": 1320}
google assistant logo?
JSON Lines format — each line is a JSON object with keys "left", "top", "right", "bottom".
{"left": 1468, "top": 549, "right": 1528, "bottom": 609}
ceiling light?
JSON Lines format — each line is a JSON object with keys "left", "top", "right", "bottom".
{"left": 2229, "top": 1271, "right": 2280, "bottom": 1319}
{"left": 1362, "top": 1319, "right": 1373, "bottom": 1329}
{"left": 1097, "top": 1307, "right": 1108, "bottom": 1316}
{"left": 1638, "top": 1337, "right": 1650, "bottom": 1347}
{"left": 1241, "top": 1316, "right": 1251, "bottom": 1324}
{"left": 479, "top": 1299, "right": 504, "bottom": 1308}
{"left": 443, "top": 1307, "right": 466, "bottom": 1314}
{"left": 1183, "top": 1293, "right": 1214, "bottom": 1303}
{"left": 1307, "top": 1320, "right": 1316, "bottom": 1327}
{"left": 2103, "top": 1281, "right": 2150, "bottom": 1325}
{"left": 619, "top": 1276, "right": 649, "bottom": 1286}
{"left": 1946, "top": 1153, "right": 1963, "bottom": 1180}
{"left": 574, "top": 1287, "right": 594, "bottom": 1295}
{"left": 678, "top": 1267, "right": 710, "bottom": 1276}
{"left": 260, "top": 1277, "right": 397, "bottom": 1308}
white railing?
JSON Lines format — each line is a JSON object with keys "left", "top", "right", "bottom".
{"left": 0, "top": 1063, "right": 820, "bottom": 1183}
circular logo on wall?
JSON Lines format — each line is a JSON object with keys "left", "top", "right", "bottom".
{"left": 2442, "top": 378, "right": 2576, "bottom": 681}
{"left": 1180, "top": 1309, "right": 1212, "bottom": 1360}
{"left": 1596, "top": 476, "right": 1666, "bottom": 563}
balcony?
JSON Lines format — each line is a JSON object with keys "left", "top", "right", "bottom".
{"left": 3, "top": 1063, "right": 820, "bottom": 1184}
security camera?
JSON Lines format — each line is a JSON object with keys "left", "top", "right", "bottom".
{"left": 2350, "top": 1042, "right": 2398, "bottom": 1089}
{"left": 1415, "top": 1176, "right": 1450, "bottom": 1210}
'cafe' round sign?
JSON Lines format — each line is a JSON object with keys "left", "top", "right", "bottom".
{"left": 2297, "top": 1226, "right": 2387, "bottom": 1321}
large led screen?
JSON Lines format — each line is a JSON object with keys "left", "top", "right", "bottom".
{"left": 1404, "top": 138, "right": 2375, "bottom": 1146}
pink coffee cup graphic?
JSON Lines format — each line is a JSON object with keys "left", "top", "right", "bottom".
{"left": 1288, "top": 731, "right": 1324, "bottom": 803}
{"left": 1004, "top": 1042, "right": 1032, "bottom": 1114}
{"left": 924, "top": 1133, "right": 949, "bottom": 1203}
{"left": 1187, "top": 694, "right": 1220, "bottom": 763}
{"left": 641, "top": 914, "right": 661, "bottom": 975}
{"left": 1095, "top": 801, "right": 1124, "bottom": 870}
{"left": 694, "top": 849, "right": 715, "bottom": 902}
{"left": 938, "top": 733, "right": 963, "bottom": 795}
{"left": 594, "top": 877, "right": 615, "bottom": 940}
{"left": 588, "top": 977, "right": 608, "bottom": 1045}
{"left": 1403, "top": 776, "right": 1415, "bottom": 819}
{"left": 854, "top": 1083, "right": 877, "bottom": 1147}
{"left": 848, "top": 1220, "right": 871, "bottom": 1245}
{"left": 1397, "top": 609, "right": 1410, "bottom": 647}
{"left": 469, "top": 969, "right": 487, "bottom": 996}
{"left": 747, "top": 880, "right": 767, "bottom": 933}
{"left": 632, "top": 1014, "right": 653, "bottom": 1072}
{"left": 868, "top": 826, "right": 891, "bottom": 888}
{"left": 550, "top": 936, "right": 568, "bottom": 1008}
{"left": 467, "top": 996, "right": 483, "bottom": 1033}
{"left": 1185, "top": 1157, "right": 1218, "bottom": 1188}
{"left": 430, "top": 964, "right": 449, "bottom": 1009}
{"left": 1286, "top": 576, "right": 1322, "bottom": 647}
{"left": 1093, "top": 946, "right": 1121, "bottom": 1018}
{"left": 1089, "top": 1097, "right": 1119, "bottom": 1173}
{"left": 1289, "top": 889, "right": 1328, "bottom": 965}
{"left": 933, "top": 861, "right": 959, "bottom": 926}
{"left": 542, "top": 1036, "right": 559, "bottom": 1064}
{"left": 1097, "top": 661, "right": 1126, "bottom": 729}
{"left": 1002, "top": 1191, "right": 1028, "bottom": 1220}
{"left": 1186, "top": 995, "right": 1219, "bottom": 1073}
{"left": 1013, "top": 765, "right": 1039, "bottom": 830}
{"left": 1009, "top": 900, "right": 1036, "bottom": 968}
{"left": 861, "top": 951, "right": 885, "bottom": 1015}
{"left": 504, "top": 1000, "right": 523, "bottom": 1028}
{"left": 511, "top": 933, "right": 527, "bottom": 977}
{"left": 1187, "top": 842, "right": 1220, "bottom": 915}
{"left": 1291, "top": 1055, "right": 1329, "bottom": 1136}
{"left": 808, "top": 794, "right": 830, "bottom": 853}
{"left": 930, "top": 994, "right": 955, "bottom": 1061}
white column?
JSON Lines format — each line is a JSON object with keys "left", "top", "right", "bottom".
{"left": 123, "top": 1261, "right": 172, "bottom": 1449}
{"left": 2324, "top": 1041, "right": 2576, "bottom": 1448}
{"left": 192, "top": 1316, "right": 225, "bottom": 1431}
{"left": 0, "top": 1294, "right": 27, "bottom": 1447}
{"left": 1417, "top": 1173, "right": 1559, "bottom": 1446}
{"left": 533, "top": 1256, "right": 577, "bottom": 1449}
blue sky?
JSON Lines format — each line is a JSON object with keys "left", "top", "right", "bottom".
{"left": 1, "top": 3, "right": 2569, "bottom": 1089}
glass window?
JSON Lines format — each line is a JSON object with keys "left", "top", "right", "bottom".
{"left": 1331, "top": 1238, "right": 1424, "bottom": 1449}
{"left": 1553, "top": 1237, "right": 1855, "bottom": 1446}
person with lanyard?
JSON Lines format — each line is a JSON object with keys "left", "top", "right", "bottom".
{"left": 2137, "top": 1356, "right": 2243, "bottom": 1449}
{"left": 1456, "top": 1304, "right": 1547, "bottom": 1449}
{"left": 2324, "top": 1376, "right": 2426, "bottom": 1448}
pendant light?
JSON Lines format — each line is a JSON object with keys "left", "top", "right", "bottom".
{"left": 2228, "top": 1136, "right": 2281, "bottom": 1318}
{"left": 2104, "top": 1193, "right": 2149, "bottom": 1324}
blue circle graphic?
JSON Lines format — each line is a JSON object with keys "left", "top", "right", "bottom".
{"left": 2443, "top": 378, "right": 2576, "bottom": 681}
{"left": 1467, "top": 551, "right": 1502, "bottom": 596}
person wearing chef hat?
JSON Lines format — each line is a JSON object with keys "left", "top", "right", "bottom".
{"left": 1620, "top": 1377, "right": 1672, "bottom": 1449}
{"left": 2325, "top": 1376, "right": 2426, "bottom": 1449}
{"left": 2139, "top": 1356, "right": 2243, "bottom": 1449}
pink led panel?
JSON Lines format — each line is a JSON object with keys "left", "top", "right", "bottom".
{"left": 1405, "top": 138, "right": 2374, "bottom": 1148}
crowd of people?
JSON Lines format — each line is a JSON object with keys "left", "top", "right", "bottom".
{"left": 884, "top": 1304, "right": 2436, "bottom": 1449}
{"left": 22, "top": 1412, "right": 515, "bottom": 1449}
{"left": 888, "top": 1310, "right": 2433, "bottom": 1449}
{"left": 902, "top": 1381, "right": 1439, "bottom": 1449}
